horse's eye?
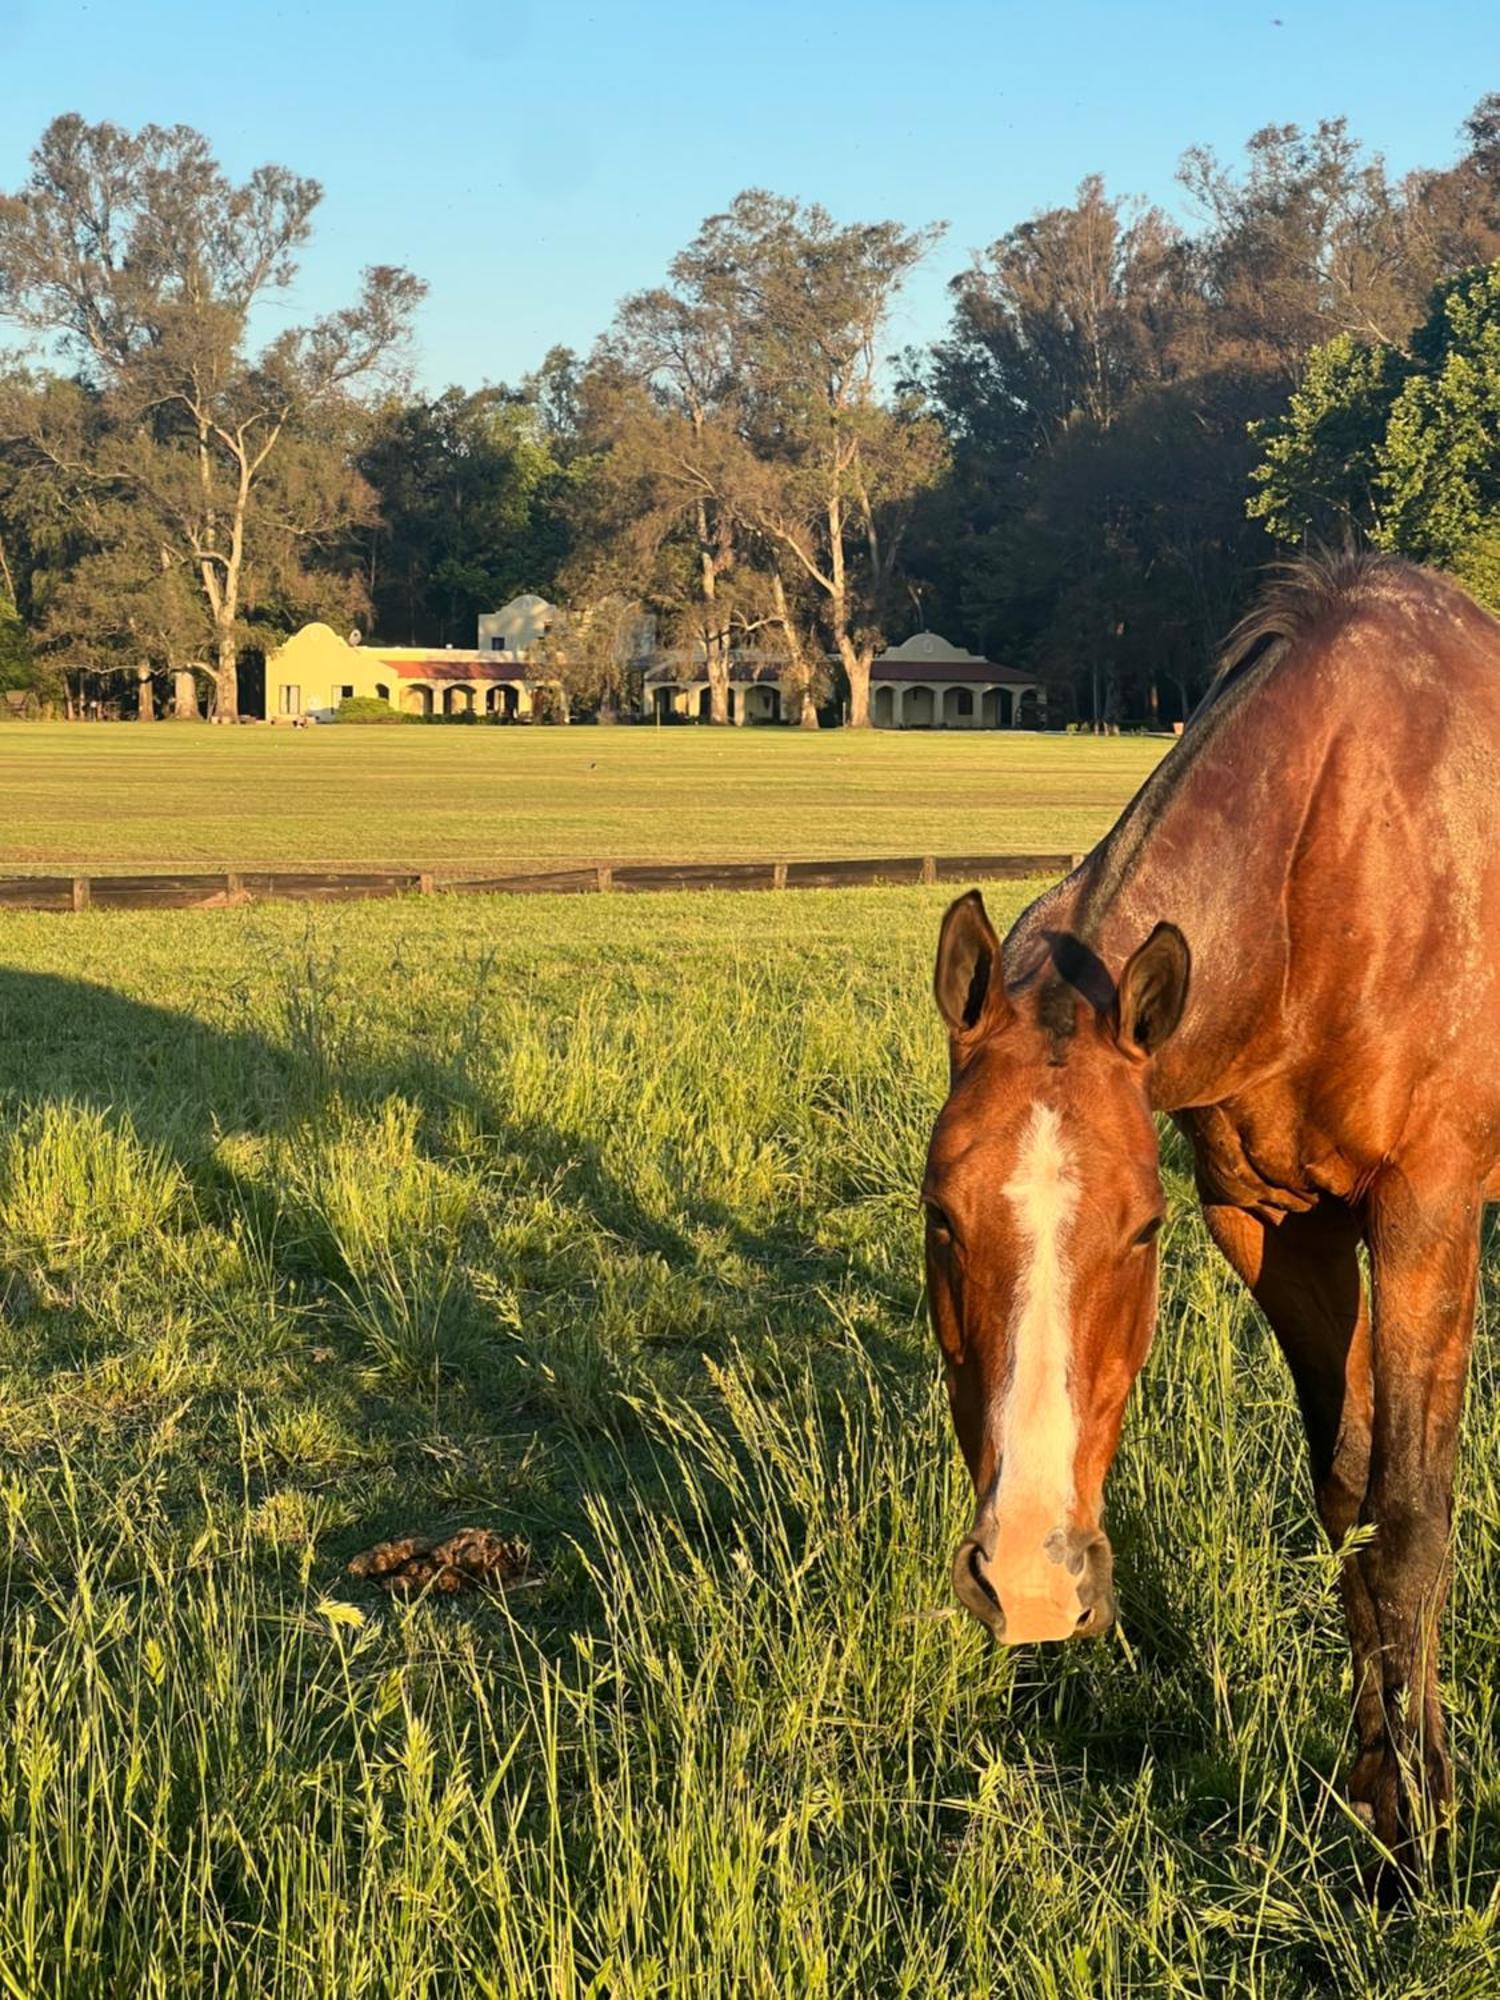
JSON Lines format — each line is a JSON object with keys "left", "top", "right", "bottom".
{"left": 1134, "top": 1215, "right": 1164, "bottom": 1248}
{"left": 925, "top": 1205, "right": 954, "bottom": 1247}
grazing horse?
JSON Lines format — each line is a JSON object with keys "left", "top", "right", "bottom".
{"left": 924, "top": 551, "right": 1500, "bottom": 1872}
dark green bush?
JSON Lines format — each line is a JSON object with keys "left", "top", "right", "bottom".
{"left": 334, "top": 696, "right": 409, "bottom": 724}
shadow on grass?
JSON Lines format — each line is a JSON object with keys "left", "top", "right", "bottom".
{"left": 0, "top": 964, "right": 879, "bottom": 1537}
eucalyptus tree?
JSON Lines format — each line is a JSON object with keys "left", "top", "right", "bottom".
{"left": 703, "top": 192, "right": 946, "bottom": 726}
{"left": 0, "top": 115, "right": 423, "bottom": 715}
{"left": 582, "top": 260, "right": 753, "bottom": 724}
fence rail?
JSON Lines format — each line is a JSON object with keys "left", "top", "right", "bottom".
{"left": 0, "top": 852, "right": 1082, "bottom": 915}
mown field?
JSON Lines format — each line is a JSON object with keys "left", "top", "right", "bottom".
{"left": 2, "top": 885, "right": 1500, "bottom": 1997}
{"left": 0, "top": 723, "right": 1166, "bottom": 873}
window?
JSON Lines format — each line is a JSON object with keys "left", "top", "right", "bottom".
{"left": 491, "top": 637, "right": 507, "bottom": 652}
{"left": 280, "top": 684, "right": 300, "bottom": 715}
{"left": 954, "top": 689, "right": 974, "bottom": 717}
{"left": 375, "top": 684, "right": 390, "bottom": 702}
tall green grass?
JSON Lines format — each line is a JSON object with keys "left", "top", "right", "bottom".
{"left": 0, "top": 888, "right": 1497, "bottom": 1994}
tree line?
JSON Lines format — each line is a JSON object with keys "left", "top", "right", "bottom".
{"left": 2, "top": 103, "right": 1498, "bottom": 725}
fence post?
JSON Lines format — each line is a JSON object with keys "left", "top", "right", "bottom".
{"left": 71, "top": 875, "right": 90, "bottom": 913}
{"left": 419, "top": 871, "right": 435, "bottom": 896}
{"left": 596, "top": 865, "right": 613, "bottom": 894}
{"left": 920, "top": 855, "right": 937, "bottom": 885}
{"left": 773, "top": 862, "right": 787, "bottom": 890}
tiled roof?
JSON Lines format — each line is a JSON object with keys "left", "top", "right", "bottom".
{"left": 870, "top": 660, "right": 1035, "bottom": 686}
{"left": 644, "top": 659, "right": 783, "bottom": 686}
{"left": 387, "top": 657, "right": 536, "bottom": 682}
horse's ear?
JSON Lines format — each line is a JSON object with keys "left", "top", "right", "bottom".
{"left": 1114, "top": 922, "right": 1190, "bottom": 1058}
{"left": 934, "top": 891, "right": 1011, "bottom": 1035}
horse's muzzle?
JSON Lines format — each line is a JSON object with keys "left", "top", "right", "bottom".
{"left": 951, "top": 1524, "right": 1116, "bottom": 1644}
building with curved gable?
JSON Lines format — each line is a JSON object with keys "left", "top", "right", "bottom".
{"left": 869, "top": 632, "right": 1042, "bottom": 728}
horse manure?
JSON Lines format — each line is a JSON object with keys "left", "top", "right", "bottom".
{"left": 347, "top": 1527, "right": 531, "bottom": 1596}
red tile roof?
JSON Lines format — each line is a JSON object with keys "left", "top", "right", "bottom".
{"left": 390, "top": 658, "right": 535, "bottom": 682}
{"left": 870, "top": 660, "right": 1035, "bottom": 686}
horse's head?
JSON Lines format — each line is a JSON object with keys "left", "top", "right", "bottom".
{"left": 924, "top": 890, "right": 1190, "bottom": 1645}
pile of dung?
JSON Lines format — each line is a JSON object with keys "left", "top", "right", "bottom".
{"left": 347, "top": 1527, "right": 531, "bottom": 1596}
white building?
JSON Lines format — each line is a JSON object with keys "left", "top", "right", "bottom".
{"left": 868, "top": 633, "right": 1043, "bottom": 728}
{"left": 642, "top": 629, "right": 1043, "bottom": 727}
{"left": 476, "top": 592, "right": 558, "bottom": 659}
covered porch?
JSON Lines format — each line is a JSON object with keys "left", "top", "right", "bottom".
{"left": 869, "top": 632, "right": 1041, "bottom": 729}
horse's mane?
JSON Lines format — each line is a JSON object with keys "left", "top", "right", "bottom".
{"left": 1201, "top": 547, "right": 1425, "bottom": 714}
{"left": 1014, "top": 549, "right": 1433, "bottom": 989}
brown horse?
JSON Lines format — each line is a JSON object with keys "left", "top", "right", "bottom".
{"left": 924, "top": 550, "right": 1500, "bottom": 1873}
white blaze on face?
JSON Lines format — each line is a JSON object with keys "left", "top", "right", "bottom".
{"left": 994, "top": 1101, "right": 1079, "bottom": 1533}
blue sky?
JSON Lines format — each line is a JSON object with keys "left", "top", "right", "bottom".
{"left": 2, "top": 0, "right": 1497, "bottom": 392}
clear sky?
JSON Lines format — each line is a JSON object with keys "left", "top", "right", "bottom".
{"left": 2, "top": 0, "right": 1498, "bottom": 393}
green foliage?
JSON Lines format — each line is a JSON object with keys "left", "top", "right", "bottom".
{"left": 1377, "top": 265, "right": 1500, "bottom": 571}
{"left": 359, "top": 378, "right": 578, "bottom": 647}
{"left": 0, "top": 116, "right": 423, "bottom": 715}
{"left": 0, "top": 591, "right": 35, "bottom": 691}
{"left": 1248, "top": 333, "right": 1411, "bottom": 543}
{"left": 2, "top": 888, "right": 1500, "bottom": 1989}
{"left": 1251, "top": 264, "right": 1500, "bottom": 609}
{"left": 334, "top": 694, "right": 408, "bottom": 724}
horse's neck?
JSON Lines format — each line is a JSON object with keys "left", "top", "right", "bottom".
{"left": 1008, "top": 733, "right": 1296, "bottom": 1112}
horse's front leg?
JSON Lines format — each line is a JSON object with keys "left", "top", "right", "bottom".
{"left": 1199, "top": 1200, "right": 1384, "bottom": 1824}
{"left": 1358, "top": 1165, "right": 1482, "bottom": 1877}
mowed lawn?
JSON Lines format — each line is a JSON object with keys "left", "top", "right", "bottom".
{"left": 1, "top": 885, "right": 1499, "bottom": 1995}
{"left": 0, "top": 722, "right": 1167, "bottom": 872}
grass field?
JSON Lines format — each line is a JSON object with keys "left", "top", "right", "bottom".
{"left": 0, "top": 723, "right": 1166, "bottom": 873}
{"left": 2, "top": 885, "right": 1500, "bottom": 1996}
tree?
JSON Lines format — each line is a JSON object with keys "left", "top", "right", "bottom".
{"left": 359, "top": 374, "right": 577, "bottom": 645}
{"left": 531, "top": 591, "right": 647, "bottom": 720}
{"left": 580, "top": 260, "right": 754, "bottom": 725}
{"left": 914, "top": 177, "right": 1240, "bottom": 724}
{"left": 929, "top": 177, "right": 1188, "bottom": 455}
{"left": 699, "top": 192, "right": 946, "bottom": 726}
{"left": 0, "top": 589, "right": 41, "bottom": 698}
{"left": 911, "top": 105, "right": 1500, "bottom": 725}
{"left": 1250, "top": 261, "right": 1500, "bottom": 608}
{"left": 1181, "top": 119, "right": 1421, "bottom": 373}
{"left": 1247, "top": 332, "right": 1409, "bottom": 543}
{"left": 0, "top": 116, "right": 424, "bottom": 716}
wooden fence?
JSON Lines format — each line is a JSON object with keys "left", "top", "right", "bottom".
{"left": 0, "top": 852, "right": 1082, "bottom": 915}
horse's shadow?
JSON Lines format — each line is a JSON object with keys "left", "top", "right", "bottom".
{"left": 0, "top": 964, "right": 867, "bottom": 1529}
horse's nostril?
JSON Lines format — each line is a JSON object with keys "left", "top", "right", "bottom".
{"left": 1075, "top": 1607, "right": 1093, "bottom": 1631}
{"left": 968, "top": 1543, "right": 1001, "bottom": 1612}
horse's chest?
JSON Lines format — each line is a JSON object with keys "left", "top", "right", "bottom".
{"left": 1180, "top": 1100, "right": 1356, "bottom": 1215}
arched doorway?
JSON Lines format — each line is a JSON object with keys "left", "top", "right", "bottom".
{"left": 903, "top": 686, "right": 935, "bottom": 728}
{"left": 443, "top": 684, "right": 475, "bottom": 717}
{"left": 873, "top": 685, "right": 896, "bottom": 727}
{"left": 486, "top": 683, "right": 518, "bottom": 719}
{"left": 403, "top": 684, "right": 433, "bottom": 717}
{"left": 942, "top": 687, "right": 974, "bottom": 728}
